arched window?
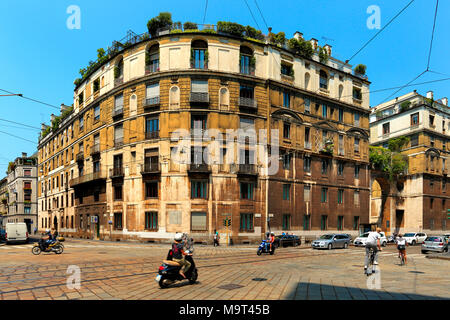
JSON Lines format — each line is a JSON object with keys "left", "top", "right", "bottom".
{"left": 304, "top": 73, "right": 310, "bottom": 90}
{"left": 191, "top": 40, "right": 208, "bottom": 69}
{"left": 219, "top": 87, "right": 229, "bottom": 110}
{"left": 114, "top": 57, "right": 124, "bottom": 86}
{"left": 146, "top": 44, "right": 159, "bottom": 73}
{"left": 240, "top": 46, "right": 254, "bottom": 75}
{"left": 338, "top": 85, "right": 344, "bottom": 100}
{"left": 319, "top": 70, "right": 328, "bottom": 90}
{"left": 129, "top": 94, "right": 137, "bottom": 116}
{"left": 169, "top": 86, "right": 180, "bottom": 109}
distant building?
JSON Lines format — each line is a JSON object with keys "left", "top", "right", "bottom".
{"left": 6, "top": 152, "right": 38, "bottom": 233}
{"left": 0, "top": 177, "right": 8, "bottom": 227}
{"left": 370, "top": 90, "right": 449, "bottom": 234}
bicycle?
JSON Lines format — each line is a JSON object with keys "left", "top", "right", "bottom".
{"left": 365, "top": 247, "right": 376, "bottom": 276}
{"left": 398, "top": 253, "right": 405, "bottom": 266}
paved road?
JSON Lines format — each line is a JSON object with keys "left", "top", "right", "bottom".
{"left": 0, "top": 239, "right": 448, "bottom": 300}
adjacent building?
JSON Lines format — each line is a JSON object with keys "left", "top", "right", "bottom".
{"left": 5, "top": 153, "right": 38, "bottom": 233}
{"left": 370, "top": 90, "right": 449, "bottom": 234}
{"left": 37, "top": 25, "right": 371, "bottom": 243}
{"left": 0, "top": 177, "right": 8, "bottom": 227}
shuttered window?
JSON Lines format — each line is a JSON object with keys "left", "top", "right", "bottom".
{"left": 115, "top": 94, "right": 124, "bottom": 111}
{"left": 191, "top": 80, "right": 208, "bottom": 92}
{"left": 191, "top": 212, "right": 207, "bottom": 231}
{"left": 146, "top": 83, "right": 160, "bottom": 98}
{"left": 169, "top": 211, "right": 181, "bottom": 225}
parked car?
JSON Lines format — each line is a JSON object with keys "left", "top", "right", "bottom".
{"left": 274, "top": 234, "right": 301, "bottom": 248}
{"left": 5, "top": 222, "right": 29, "bottom": 244}
{"left": 353, "top": 232, "right": 387, "bottom": 247}
{"left": 403, "top": 232, "right": 427, "bottom": 245}
{"left": 442, "top": 234, "right": 450, "bottom": 244}
{"left": 0, "top": 228, "right": 6, "bottom": 241}
{"left": 421, "top": 236, "right": 449, "bottom": 254}
{"left": 311, "top": 234, "right": 351, "bottom": 250}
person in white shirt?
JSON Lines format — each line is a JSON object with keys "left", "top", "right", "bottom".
{"left": 364, "top": 227, "right": 383, "bottom": 272}
{"left": 396, "top": 234, "right": 408, "bottom": 265}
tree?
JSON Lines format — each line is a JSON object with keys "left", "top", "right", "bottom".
{"left": 354, "top": 64, "right": 367, "bottom": 75}
{"left": 287, "top": 37, "right": 314, "bottom": 59}
{"left": 147, "top": 12, "right": 173, "bottom": 37}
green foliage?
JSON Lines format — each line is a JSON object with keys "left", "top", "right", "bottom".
{"left": 217, "top": 21, "right": 246, "bottom": 37}
{"left": 287, "top": 38, "right": 314, "bottom": 59}
{"left": 93, "top": 78, "right": 100, "bottom": 92}
{"left": 354, "top": 64, "right": 367, "bottom": 75}
{"left": 387, "top": 136, "right": 410, "bottom": 152}
{"left": 369, "top": 146, "right": 391, "bottom": 172}
{"left": 391, "top": 153, "right": 408, "bottom": 176}
{"left": 147, "top": 12, "right": 173, "bottom": 37}
{"left": 41, "top": 126, "right": 51, "bottom": 139}
{"left": 370, "top": 141, "right": 409, "bottom": 182}
{"left": 172, "top": 21, "right": 182, "bottom": 30}
{"left": 114, "top": 65, "right": 121, "bottom": 79}
{"left": 183, "top": 22, "right": 198, "bottom": 30}
{"left": 318, "top": 47, "right": 329, "bottom": 64}
{"left": 244, "top": 25, "right": 265, "bottom": 41}
{"left": 7, "top": 162, "right": 15, "bottom": 173}
{"left": 399, "top": 101, "right": 411, "bottom": 112}
{"left": 270, "top": 32, "right": 286, "bottom": 47}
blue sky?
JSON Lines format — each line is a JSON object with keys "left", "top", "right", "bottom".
{"left": 0, "top": 0, "right": 449, "bottom": 175}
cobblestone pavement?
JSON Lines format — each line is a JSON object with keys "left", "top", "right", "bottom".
{"left": 0, "top": 239, "right": 448, "bottom": 300}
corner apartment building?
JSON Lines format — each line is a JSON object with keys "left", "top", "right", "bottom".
{"left": 37, "top": 25, "right": 371, "bottom": 243}
{"left": 0, "top": 177, "right": 8, "bottom": 227}
{"left": 6, "top": 153, "right": 38, "bottom": 233}
{"left": 370, "top": 90, "right": 450, "bottom": 234}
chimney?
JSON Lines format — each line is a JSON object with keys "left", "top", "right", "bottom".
{"left": 50, "top": 114, "right": 56, "bottom": 122}
{"left": 60, "top": 103, "right": 71, "bottom": 113}
{"left": 294, "top": 31, "right": 303, "bottom": 40}
{"left": 21, "top": 152, "right": 27, "bottom": 158}
{"left": 310, "top": 38, "right": 318, "bottom": 50}
{"left": 441, "top": 97, "right": 448, "bottom": 106}
{"left": 324, "top": 44, "right": 332, "bottom": 56}
{"left": 41, "top": 123, "right": 48, "bottom": 131}
{"left": 427, "top": 91, "right": 434, "bottom": 100}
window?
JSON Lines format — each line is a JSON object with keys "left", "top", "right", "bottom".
{"left": 320, "top": 215, "right": 328, "bottom": 230}
{"left": 240, "top": 213, "right": 253, "bottom": 232}
{"left": 146, "top": 44, "right": 160, "bottom": 72}
{"left": 411, "top": 135, "right": 418, "bottom": 147}
{"left": 240, "top": 182, "right": 254, "bottom": 200}
{"left": 145, "top": 181, "right": 158, "bottom": 198}
{"left": 319, "top": 70, "right": 328, "bottom": 90}
{"left": 79, "top": 116, "right": 84, "bottom": 131}
{"left": 322, "top": 104, "right": 327, "bottom": 118}
{"left": 114, "top": 124, "right": 124, "bottom": 146}
{"left": 283, "top": 123, "right": 290, "bottom": 139}
{"left": 338, "top": 108, "right": 344, "bottom": 122}
{"left": 338, "top": 189, "right": 344, "bottom": 204}
{"left": 303, "top": 215, "right": 310, "bottom": 230}
{"left": 338, "top": 161, "right": 344, "bottom": 176}
{"left": 429, "top": 115, "right": 435, "bottom": 127}
{"left": 191, "top": 114, "right": 207, "bottom": 131}
{"left": 305, "top": 127, "right": 311, "bottom": 149}
{"left": 321, "top": 188, "right": 328, "bottom": 203}
{"left": 383, "top": 122, "right": 390, "bottom": 135}
{"left": 283, "top": 91, "right": 290, "bottom": 108}
{"left": 146, "top": 117, "right": 159, "bottom": 139}
{"left": 354, "top": 138, "right": 360, "bottom": 153}
{"left": 24, "top": 169, "right": 31, "bottom": 177}
{"left": 282, "top": 214, "right": 291, "bottom": 230}
{"left": 94, "top": 105, "right": 100, "bottom": 121}
{"left": 304, "top": 98, "right": 310, "bottom": 113}
{"left": 411, "top": 113, "right": 419, "bottom": 126}
{"left": 354, "top": 113, "right": 360, "bottom": 126}
{"left": 283, "top": 153, "right": 291, "bottom": 170}
{"left": 304, "top": 185, "right": 311, "bottom": 202}
{"left": 93, "top": 160, "right": 100, "bottom": 173}
{"left": 354, "top": 190, "right": 360, "bottom": 206}
{"left": 191, "top": 180, "right": 208, "bottom": 199}
{"left": 281, "top": 64, "right": 293, "bottom": 77}
{"left": 353, "top": 216, "right": 360, "bottom": 230}
{"left": 321, "top": 158, "right": 328, "bottom": 174}
{"left": 145, "top": 212, "right": 158, "bottom": 230}
{"left": 191, "top": 40, "right": 208, "bottom": 69}
{"left": 338, "top": 135, "right": 344, "bottom": 155}
{"left": 430, "top": 198, "right": 434, "bottom": 209}
{"left": 94, "top": 191, "right": 99, "bottom": 202}
{"left": 240, "top": 46, "right": 253, "bottom": 75}
{"left": 355, "top": 165, "right": 360, "bottom": 179}
{"left": 353, "top": 87, "right": 362, "bottom": 100}
{"left": 114, "top": 94, "right": 124, "bottom": 114}
{"left": 283, "top": 184, "right": 291, "bottom": 200}
{"left": 114, "top": 212, "right": 123, "bottom": 230}
{"left": 304, "top": 156, "right": 311, "bottom": 173}
{"left": 114, "top": 185, "right": 123, "bottom": 201}
{"left": 146, "top": 83, "right": 160, "bottom": 103}
{"left": 24, "top": 206, "right": 31, "bottom": 214}
{"left": 337, "top": 216, "right": 344, "bottom": 230}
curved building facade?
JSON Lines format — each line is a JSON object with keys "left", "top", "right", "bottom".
{"left": 38, "top": 30, "right": 371, "bottom": 243}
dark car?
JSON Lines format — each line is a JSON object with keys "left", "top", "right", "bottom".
{"left": 0, "top": 228, "right": 6, "bottom": 241}
{"left": 274, "top": 234, "right": 301, "bottom": 248}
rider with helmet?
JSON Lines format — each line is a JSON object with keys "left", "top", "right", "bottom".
{"left": 172, "top": 233, "right": 192, "bottom": 279}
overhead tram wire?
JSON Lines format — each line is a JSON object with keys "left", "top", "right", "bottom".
{"left": 0, "top": 130, "right": 37, "bottom": 144}
{"left": 426, "top": 0, "right": 440, "bottom": 71}
{"left": 243, "top": 0, "right": 262, "bottom": 31}
{"left": 254, "top": 0, "right": 268, "bottom": 30}
{"left": 346, "top": 0, "right": 416, "bottom": 64}
{"left": 380, "top": 70, "right": 427, "bottom": 103}
{"left": 202, "top": 0, "right": 208, "bottom": 25}
{"left": 0, "top": 88, "right": 60, "bottom": 110}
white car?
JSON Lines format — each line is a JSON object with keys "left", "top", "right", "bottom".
{"left": 5, "top": 222, "right": 29, "bottom": 244}
{"left": 353, "top": 232, "right": 387, "bottom": 247}
{"left": 403, "top": 232, "right": 427, "bottom": 245}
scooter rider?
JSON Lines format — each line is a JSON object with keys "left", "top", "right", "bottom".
{"left": 269, "top": 232, "right": 275, "bottom": 251}
{"left": 42, "top": 228, "right": 56, "bottom": 250}
{"left": 172, "top": 233, "right": 192, "bottom": 279}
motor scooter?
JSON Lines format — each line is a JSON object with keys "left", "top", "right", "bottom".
{"left": 257, "top": 239, "right": 275, "bottom": 255}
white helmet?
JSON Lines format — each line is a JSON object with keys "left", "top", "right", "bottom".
{"left": 174, "top": 233, "right": 183, "bottom": 241}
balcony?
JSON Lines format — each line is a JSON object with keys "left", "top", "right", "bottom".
{"left": 70, "top": 171, "right": 106, "bottom": 187}
{"left": 112, "top": 106, "right": 124, "bottom": 118}
{"left": 114, "top": 138, "right": 124, "bottom": 148}
{"left": 239, "top": 97, "right": 257, "bottom": 109}
{"left": 238, "top": 163, "right": 257, "bottom": 176}
{"left": 190, "top": 128, "right": 205, "bottom": 139}
{"left": 145, "top": 131, "right": 159, "bottom": 140}
{"left": 76, "top": 152, "right": 84, "bottom": 162}
{"left": 110, "top": 167, "right": 124, "bottom": 178}
{"left": 240, "top": 66, "right": 255, "bottom": 76}
{"left": 143, "top": 96, "right": 160, "bottom": 109}
{"left": 190, "top": 92, "right": 209, "bottom": 104}
{"left": 145, "top": 64, "right": 159, "bottom": 74}
{"left": 188, "top": 163, "right": 211, "bottom": 173}
{"left": 141, "top": 162, "right": 161, "bottom": 174}
{"left": 114, "top": 77, "right": 123, "bottom": 87}
{"left": 90, "top": 144, "right": 100, "bottom": 156}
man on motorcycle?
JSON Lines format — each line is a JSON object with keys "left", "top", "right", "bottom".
{"left": 172, "top": 233, "right": 192, "bottom": 279}
{"left": 42, "top": 228, "right": 56, "bottom": 250}
{"left": 268, "top": 232, "right": 275, "bottom": 251}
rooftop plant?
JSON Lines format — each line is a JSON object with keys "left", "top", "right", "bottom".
{"left": 287, "top": 37, "right": 314, "bottom": 59}
{"left": 354, "top": 64, "right": 367, "bottom": 75}
{"left": 399, "top": 101, "right": 411, "bottom": 112}
{"left": 370, "top": 136, "right": 410, "bottom": 181}
{"left": 147, "top": 12, "right": 173, "bottom": 37}
{"left": 318, "top": 46, "right": 329, "bottom": 64}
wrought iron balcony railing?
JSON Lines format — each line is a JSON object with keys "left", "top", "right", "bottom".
{"left": 239, "top": 97, "right": 257, "bottom": 109}
{"left": 188, "top": 163, "right": 211, "bottom": 173}
{"left": 145, "top": 131, "right": 159, "bottom": 140}
{"left": 91, "top": 144, "right": 100, "bottom": 155}
{"left": 112, "top": 106, "right": 124, "bottom": 117}
{"left": 238, "top": 163, "right": 257, "bottom": 175}
{"left": 70, "top": 171, "right": 106, "bottom": 187}
{"left": 143, "top": 96, "right": 160, "bottom": 108}
{"left": 190, "top": 92, "right": 209, "bottom": 103}
{"left": 141, "top": 162, "right": 161, "bottom": 174}
{"left": 110, "top": 167, "right": 124, "bottom": 178}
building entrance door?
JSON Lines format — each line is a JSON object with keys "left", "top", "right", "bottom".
{"left": 395, "top": 210, "right": 404, "bottom": 234}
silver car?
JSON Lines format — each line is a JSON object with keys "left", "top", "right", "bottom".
{"left": 421, "top": 236, "right": 449, "bottom": 254}
{"left": 312, "top": 234, "right": 351, "bottom": 250}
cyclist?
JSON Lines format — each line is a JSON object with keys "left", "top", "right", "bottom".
{"left": 364, "top": 227, "right": 383, "bottom": 272}
{"left": 396, "top": 234, "right": 407, "bottom": 265}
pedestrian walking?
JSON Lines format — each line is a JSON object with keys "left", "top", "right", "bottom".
{"left": 214, "top": 230, "right": 220, "bottom": 246}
